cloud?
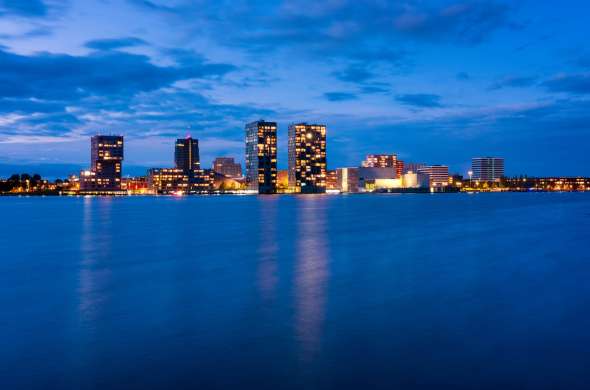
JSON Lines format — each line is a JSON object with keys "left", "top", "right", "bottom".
{"left": 332, "top": 64, "right": 375, "bottom": 83}
{"left": 126, "top": 0, "right": 180, "bottom": 14}
{"left": 396, "top": 93, "right": 443, "bottom": 108}
{"left": 543, "top": 73, "right": 590, "bottom": 95}
{"left": 393, "top": 1, "right": 516, "bottom": 44}
{"left": 323, "top": 92, "right": 358, "bottom": 102}
{"left": 0, "top": 47, "right": 252, "bottom": 142}
{"left": 85, "top": 37, "right": 148, "bottom": 51}
{"left": 456, "top": 72, "right": 470, "bottom": 81}
{"left": 489, "top": 75, "right": 537, "bottom": 90}
{"left": 360, "top": 84, "right": 390, "bottom": 94}
{"left": 0, "top": 0, "right": 47, "bottom": 17}
{"left": 0, "top": 48, "right": 235, "bottom": 101}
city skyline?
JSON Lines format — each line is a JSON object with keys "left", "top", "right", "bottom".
{"left": 1, "top": 1, "right": 590, "bottom": 177}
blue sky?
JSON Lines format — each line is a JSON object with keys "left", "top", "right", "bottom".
{"left": 0, "top": 0, "right": 589, "bottom": 176}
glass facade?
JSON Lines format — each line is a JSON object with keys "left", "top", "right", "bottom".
{"left": 245, "top": 121, "right": 277, "bottom": 194}
{"left": 81, "top": 135, "right": 124, "bottom": 191}
{"left": 288, "top": 123, "right": 327, "bottom": 194}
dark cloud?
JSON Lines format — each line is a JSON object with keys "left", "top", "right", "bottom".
{"left": 127, "top": 0, "right": 180, "bottom": 14}
{"left": 360, "top": 84, "right": 390, "bottom": 94}
{"left": 0, "top": 47, "right": 249, "bottom": 140}
{"left": 543, "top": 73, "right": 590, "bottom": 94}
{"left": 332, "top": 64, "right": 375, "bottom": 83}
{"left": 323, "top": 92, "right": 358, "bottom": 102}
{"left": 396, "top": 93, "right": 443, "bottom": 108}
{"left": 0, "top": 48, "right": 235, "bottom": 101}
{"left": 0, "top": 98, "right": 65, "bottom": 114}
{"left": 489, "top": 75, "right": 537, "bottom": 90}
{"left": 393, "top": 1, "right": 516, "bottom": 44}
{"left": 456, "top": 72, "right": 470, "bottom": 81}
{"left": 85, "top": 37, "right": 148, "bottom": 51}
{"left": 0, "top": 0, "right": 47, "bottom": 17}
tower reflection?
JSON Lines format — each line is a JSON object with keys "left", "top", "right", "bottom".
{"left": 294, "top": 197, "right": 329, "bottom": 361}
{"left": 79, "top": 197, "right": 113, "bottom": 323}
{"left": 257, "top": 196, "right": 279, "bottom": 301}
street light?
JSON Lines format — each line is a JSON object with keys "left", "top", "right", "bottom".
{"left": 468, "top": 170, "right": 473, "bottom": 188}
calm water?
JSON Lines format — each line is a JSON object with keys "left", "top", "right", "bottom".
{"left": 1, "top": 194, "right": 590, "bottom": 389}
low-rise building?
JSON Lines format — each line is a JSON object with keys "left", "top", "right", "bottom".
{"left": 336, "top": 168, "right": 359, "bottom": 193}
{"left": 147, "top": 168, "right": 189, "bottom": 194}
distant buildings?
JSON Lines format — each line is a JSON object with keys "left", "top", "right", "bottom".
{"left": 417, "top": 165, "right": 449, "bottom": 188}
{"left": 13, "top": 125, "right": 524, "bottom": 196}
{"left": 213, "top": 157, "right": 242, "bottom": 178}
{"left": 288, "top": 123, "right": 327, "bottom": 193}
{"left": 146, "top": 136, "right": 209, "bottom": 194}
{"left": 246, "top": 120, "right": 277, "bottom": 194}
{"left": 472, "top": 157, "right": 504, "bottom": 182}
{"left": 80, "top": 135, "right": 124, "bottom": 193}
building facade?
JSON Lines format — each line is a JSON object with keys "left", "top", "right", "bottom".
{"left": 213, "top": 157, "right": 242, "bottom": 178}
{"left": 472, "top": 157, "right": 504, "bottom": 182}
{"left": 336, "top": 168, "right": 359, "bottom": 193}
{"left": 362, "top": 154, "right": 397, "bottom": 168}
{"left": 404, "top": 162, "right": 426, "bottom": 174}
{"left": 417, "top": 165, "right": 449, "bottom": 188}
{"left": 175, "top": 137, "right": 200, "bottom": 175}
{"left": 147, "top": 168, "right": 189, "bottom": 194}
{"left": 357, "top": 167, "right": 398, "bottom": 191}
{"left": 245, "top": 120, "right": 278, "bottom": 194}
{"left": 326, "top": 169, "right": 338, "bottom": 191}
{"left": 288, "top": 123, "right": 327, "bottom": 194}
{"left": 80, "top": 135, "right": 124, "bottom": 192}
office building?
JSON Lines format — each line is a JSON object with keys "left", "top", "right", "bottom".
{"left": 472, "top": 157, "right": 504, "bottom": 182}
{"left": 245, "top": 120, "right": 277, "bottom": 194}
{"left": 147, "top": 168, "right": 189, "bottom": 194}
{"left": 417, "top": 165, "right": 449, "bottom": 188}
{"left": 288, "top": 123, "right": 327, "bottom": 194}
{"left": 175, "top": 137, "right": 200, "bottom": 175}
{"left": 213, "top": 157, "right": 242, "bottom": 178}
{"left": 80, "top": 135, "right": 124, "bottom": 192}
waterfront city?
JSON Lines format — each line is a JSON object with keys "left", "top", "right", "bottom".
{"left": 1, "top": 120, "right": 588, "bottom": 196}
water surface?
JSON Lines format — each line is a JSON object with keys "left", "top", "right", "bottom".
{"left": 1, "top": 194, "right": 590, "bottom": 389}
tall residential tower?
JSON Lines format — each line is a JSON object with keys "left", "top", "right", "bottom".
{"left": 245, "top": 120, "right": 277, "bottom": 194}
{"left": 288, "top": 123, "right": 327, "bottom": 194}
{"left": 80, "top": 135, "right": 124, "bottom": 192}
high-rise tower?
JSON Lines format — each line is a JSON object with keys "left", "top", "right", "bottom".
{"left": 288, "top": 123, "right": 327, "bottom": 194}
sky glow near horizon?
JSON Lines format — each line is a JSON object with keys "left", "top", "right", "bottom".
{"left": 0, "top": 0, "right": 589, "bottom": 176}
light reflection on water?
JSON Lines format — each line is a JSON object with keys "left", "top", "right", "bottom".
{"left": 2, "top": 194, "right": 590, "bottom": 389}
{"left": 257, "top": 197, "right": 279, "bottom": 301}
{"left": 79, "top": 197, "right": 113, "bottom": 323}
{"left": 294, "top": 197, "right": 329, "bottom": 361}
